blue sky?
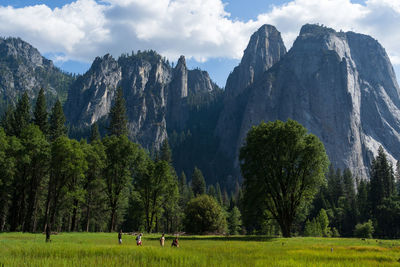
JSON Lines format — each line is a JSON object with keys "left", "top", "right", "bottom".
{"left": 1, "top": 0, "right": 399, "bottom": 87}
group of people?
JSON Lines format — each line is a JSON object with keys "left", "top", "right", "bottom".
{"left": 118, "top": 231, "right": 179, "bottom": 247}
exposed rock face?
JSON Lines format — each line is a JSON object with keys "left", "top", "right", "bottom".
{"left": 65, "top": 51, "right": 219, "bottom": 149}
{"left": 216, "top": 24, "right": 287, "bottom": 161}
{"left": 0, "top": 37, "right": 74, "bottom": 113}
{"left": 226, "top": 24, "right": 400, "bottom": 178}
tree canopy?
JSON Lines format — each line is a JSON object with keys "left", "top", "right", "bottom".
{"left": 240, "top": 120, "right": 329, "bottom": 237}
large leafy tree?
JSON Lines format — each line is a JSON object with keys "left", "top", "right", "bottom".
{"left": 102, "top": 135, "right": 137, "bottom": 232}
{"left": 44, "top": 137, "right": 87, "bottom": 240}
{"left": 240, "top": 120, "right": 329, "bottom": 237}
{"left": 134, "top": 158, "right": 174, "bottom": 232}
{"left": 20, "top": 125, "right": 50, "bottom": 232}
{"left": 0, "top": 128, "right": 16, "bottom": 231}
{"left": 82, "top": 140, "right": 106, "bottom": 232}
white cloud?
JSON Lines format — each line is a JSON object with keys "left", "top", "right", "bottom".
{"left": 0, "top": 0, "right": 400, "bottom": 73}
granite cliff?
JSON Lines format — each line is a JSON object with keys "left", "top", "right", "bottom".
{"left": 64, "top": 51, "right": 220, "bottom": 150}
{"left": 217, "top": 24, "right": 400, "bottom": 178}
{"left": 0, "top": 37, "right": 74, "bottom": 113}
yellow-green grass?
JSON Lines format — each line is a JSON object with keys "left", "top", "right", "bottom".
{"left": 1, "top": 233, "right": 400, "bottom": 266}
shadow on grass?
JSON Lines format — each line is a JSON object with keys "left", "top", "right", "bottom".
{"left": 146, "top": 235, "right": 276, "bottom": 242}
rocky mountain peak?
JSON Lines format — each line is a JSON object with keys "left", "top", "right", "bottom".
{"left": 172, "top": 55, "right": 188, "bottom": 98}
{"left": 0, "top": 37, "right": 74, "bottom": 114}
{"left": 175, "top": 55, "right": 187, "bottom": 70}
{"left": 216, "top": 24, "right": 287, "bottom": 160}
{"left": 226, "top": 24, "right": 400, "bottom": 178}
{"left": 225, "top": 24, "right": 286, "bottom": 97}
{"left": 0, "top": 37, "right": 50, "bottom": 69}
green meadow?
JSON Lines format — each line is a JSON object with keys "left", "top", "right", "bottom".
{"left": 1, "top": 233, "right": 400, "bottom": 266}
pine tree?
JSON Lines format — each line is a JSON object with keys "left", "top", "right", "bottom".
{"left": 178, "top": 171, "right": 187, "bottom": 194}
{"left": 108, "top": 88, "right": 127, "bottom": 136}
{"left": 191, "top": 167, "right": 206, "bottom": 196}
{"left": 90, "top": 122, "right": 100, "bottom": 143}
{"left": 49, "top": 99, "right": 67, "bottom": 141}
{"left": 159, "top": 139, "right": 172, "bottom": 164}
{"left": 33, "top": 88, "right": 49, "bottom": 135}
{"left": 207, "top": 185, "right": 216, "bottom": 199}
{"left": 13, "top": 92, "right": 31, "bottom": 137}
{"left": 215, "top": 182, "right": 223, "bottom": 205}
{"left": 1, "top": 104, "right": 15, "bottom": 136}
{"left": 369, "top": 146, "right": 395, "bottom": 216}
{"left": 228, "top": 206, "right": 242, "bottom": 235}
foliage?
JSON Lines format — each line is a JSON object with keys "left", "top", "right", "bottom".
{"left": 240, "top": 120, "right": 329, "bottom": 237}
{"left": 191, "top": 167, "right": 206, "bottom": 196}
{"left": 12, "top": 92, "right": 31, "bottom": 137}
{"left": 108, "top": 88, "right": 127, "bottom": 137}
{"left": 184, "top": 195, "right": 227, "bottom": 234}
{"left": 354, "top": 220, "right": 374, "bottom": 238}
{"left": 33, "top": 88, "right": 49, "bottom": 135}
{"left": 102, "top": 135, "right": 138, "bottom": 232}
{"left": 228, "top": 206, "right": 242, "bottom": 235}
{"left": 49, "top": 99, "right": 67, "bottom": 141}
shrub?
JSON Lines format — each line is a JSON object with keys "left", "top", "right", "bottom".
{"left": 184, "top": 195, "right": 227, "bottom": 234}
{"left": 228, "top": 206, "right": 242, "bottom": 235}
{"left": 354, "top": 220, "right": 374, "bottom": 238}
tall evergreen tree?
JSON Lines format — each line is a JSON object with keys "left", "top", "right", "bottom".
{"left": 108, "top": 88, "right": 127, "bottom": 136}
{"left": 49, "top": 99, "right": 67, "bottom": 141}
{"left": 1, "top": 105, "right": 15, "bottom": 136}
{"left": 89, "top": 122, "right": 100, "bottom": 143}
{"left": 159, "top": 139, "right": 172, "bottom": 164}
{"left": 33, "top": 88, "right": 49, "bottom": 135}
{"left": 191, "top": 167, "right": 206, "bottom": 196}
{"left": 13, "top": 92, "right": 31, "bottom": 137}
{"left": 207, "top": 185, "right": 217, "bottom": 199}
{"left": 369, "top": 146, "right": 395, "bottom": 217}
{"left": 215, "top": 182, "right": 223, "bottom": 205}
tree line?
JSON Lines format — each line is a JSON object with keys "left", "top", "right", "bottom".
{"left": 2, "top": 90, "right": 399, "bottom": 239}
{"left": 0, "top": 88, "right": 241, "bottom": 237}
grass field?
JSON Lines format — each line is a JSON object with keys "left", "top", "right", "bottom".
{"left": 1, "top": 233, "right": 400, "bottom": 266}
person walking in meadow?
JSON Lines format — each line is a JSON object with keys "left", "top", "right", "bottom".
{"left": 118, "top": 230, "right": 122, "bottom": 244}
{"left": 136, "top": 233, "right": 142, "bottom": 246}
{"left": 171, "top": 237, "right": 179, "bottom": 248}
{"left": 160, "top": 233, "right": 165, "bottom": 247}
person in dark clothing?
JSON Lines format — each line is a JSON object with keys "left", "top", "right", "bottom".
{"left": 171, "top": 237, "right": 179, "bottom": 247}
{"left": 118, "top": 230, "right": 122, "bottom": 244}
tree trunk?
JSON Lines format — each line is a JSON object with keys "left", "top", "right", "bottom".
{"left": 9, "top": 188, "right": 20, "bottom": 231}
{"left": 278, "top": 215, "right": 292, "bottom": 238}
{"left": 109, "top": 207, "right": 116, "bottom": 232}
{"left": 23, "top": 184, "right": 37, "bottom": 232}
{"left": 43, "top": 180, "right": 52, "bottom": 233}
{"left": 32, "top": 194, "right": 39, "bottom": 232}
{"left": 70, "top": 199, "right": 78, "bottom": 232}
{"left": 86, "top": 205, "right": 90, "bottom": 232}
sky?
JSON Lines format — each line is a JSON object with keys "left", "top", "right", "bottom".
{"left": 0, "top": 0, "right": 399, "bottom": 87}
